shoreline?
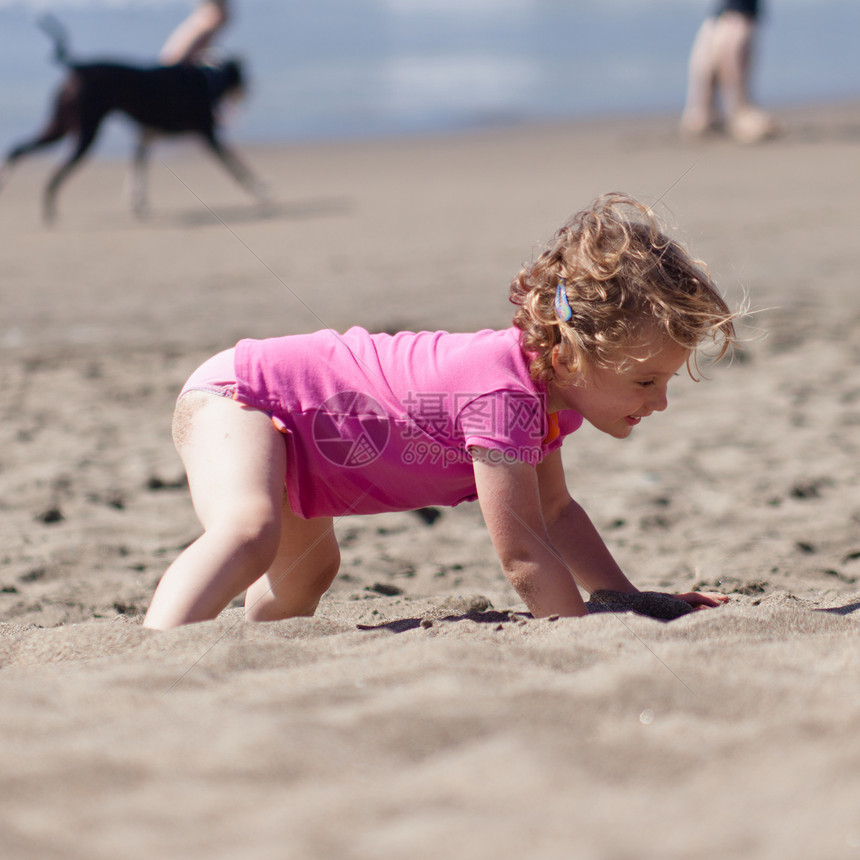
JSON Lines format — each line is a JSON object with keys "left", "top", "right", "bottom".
{"left": 12, "top": 96, "right": 858, "bottom": 162}
{"left": 2, "top": 98, "right": 858, "bottom": 360}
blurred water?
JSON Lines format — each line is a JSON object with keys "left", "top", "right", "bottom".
{"left": 0, "top": 0, "right": 858, "bottom": 152}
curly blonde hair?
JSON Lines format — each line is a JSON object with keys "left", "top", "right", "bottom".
{"left": 510, "top": 193, "right": 737, "bottom": 382}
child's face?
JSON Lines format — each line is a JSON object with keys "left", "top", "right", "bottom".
{"left": 548, "top": 335, "right": 690, "bottom": 439}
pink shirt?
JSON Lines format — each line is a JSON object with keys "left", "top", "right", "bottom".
{"left": 234, "top": 327, "right": 582, "bottom": 518}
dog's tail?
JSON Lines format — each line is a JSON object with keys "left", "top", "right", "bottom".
{"left": 37, "top": 13, "right": 71, "bottom": 65}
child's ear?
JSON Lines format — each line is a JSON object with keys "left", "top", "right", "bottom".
{"left": 551, "top": 343, "right": 579, "bottom": 383}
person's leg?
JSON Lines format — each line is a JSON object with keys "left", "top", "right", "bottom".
{"left": 713, "top": 11, "right": 756, "bottom": 115}
{"left": 143, "top": 391, "right": 288, "bottom": 630}
{"left": 680, "top": 16, "right": 720, "bottom": 137}
{"left": 160, "top": 1, "right": 231, "bottom": 65}
{"left": 712, "top": 11, "right": 778, "bottom": 142}
{"left": 244, "top": 507, "right": 340, "bottom": 622}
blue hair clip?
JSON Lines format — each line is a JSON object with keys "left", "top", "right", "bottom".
{"left": 555, "top": 279, "right": 572, "bottom": 322}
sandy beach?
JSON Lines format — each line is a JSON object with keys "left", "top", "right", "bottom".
{"left": 2, "top": 103, "right": 860, "bottom": 858}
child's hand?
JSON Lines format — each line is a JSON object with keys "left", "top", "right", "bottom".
{"left": 673, "top": 591, "right": 729, "bottom": 610}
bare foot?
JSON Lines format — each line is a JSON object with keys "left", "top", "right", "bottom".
{"left": 729, "top": 107, "right": 782, "bottom": 144}
{"left": 680, "top": 109, "right": 722, "bottom": 140}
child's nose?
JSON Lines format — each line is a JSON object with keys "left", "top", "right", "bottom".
{"left": 648, "top": 386, "right": 669, "bottom": 413}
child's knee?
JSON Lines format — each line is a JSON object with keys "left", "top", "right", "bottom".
{"left": 244, "top": 546, "right": 340, "bottom": 622}
{"left": 199, "top": 505, "right": 282, "bottom": 578}
{"left": 289, "top": 547, "right": 341, "bottom": 606}
{"left": 322, "top": 540, "right": 341, "bottom": 574}
{"left": 229, "top": 516, "right": 282, "bottom": 570}
{"left": 314, "top": 548, "right": 341, "bottom": 596}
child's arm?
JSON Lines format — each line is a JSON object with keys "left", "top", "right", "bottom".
{"left": 536, "top": 449, "right": 727, "bottom": 609}
{"left": 471, "top": 446, "right": 588, "bottom": 617}
{"left": 535, "top": 448, "right": 638, "bottom": 595}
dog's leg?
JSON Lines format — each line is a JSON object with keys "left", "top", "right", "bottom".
{"left": 0, "top": 99, "right": 73, "bottom": 194}
{"left": 4, "top": 123, "right": 67, "bottom": 165}
{"left": 1, "top": 77, "right": 78, "bottom": 199}
{"left": 2, "top": 126, "right": 67, "bottom": 198}
{"left": 201, "top": 130, "right": 269, "bottom": 202}
{"left": 0, "top": 157, "right": 16, "bottom": 193}
{"left": 129, "top": 131, "right": 153, "bottom": 217}
{"left": 43, "top": 121, "right": 102, "bottom": 223}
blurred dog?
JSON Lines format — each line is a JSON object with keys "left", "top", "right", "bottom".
{"left": 0, "top": 15, "right": 266, "bottom": 221}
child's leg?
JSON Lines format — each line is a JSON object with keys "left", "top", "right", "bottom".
{"left": 244, "top": 507, "right": 340, "bottom": 622}
{"left": 143, "top": 391, "right": 287, "bottom": 630}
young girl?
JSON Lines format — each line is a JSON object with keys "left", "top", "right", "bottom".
{"left": 143, "top": 193, "right": 736, "bottom": 630}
